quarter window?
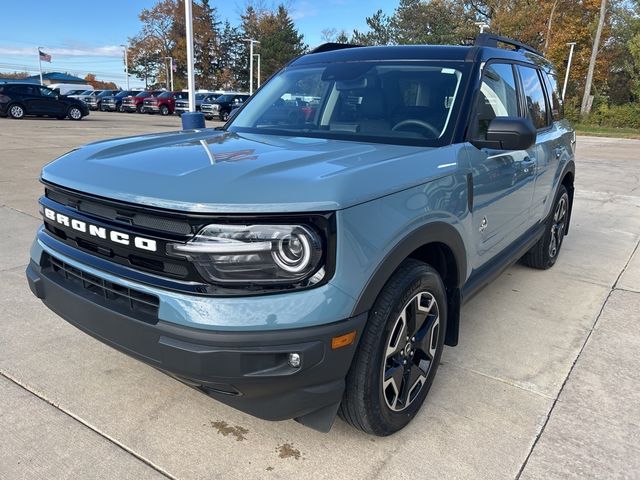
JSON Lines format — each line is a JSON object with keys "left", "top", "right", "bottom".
{"left": 474, "top": 63, "right": 518, "bottom": 140}
{"left": 542, "top": 72, "right": 563, "bottom": 121}
{"left": 517, "top": 66, "right": 549, "bottom": 129}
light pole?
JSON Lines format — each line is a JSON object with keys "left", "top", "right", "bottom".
{"left": 253, "top": 53, "right": 261, "bottom": 89}
{"left": 475, "top": 22, "right": 489, "bottom": 33}
{"left": 120, "top": 44, "right": 129, "bottom": 90}
{"left": 164, "top": 56, "right": 174, "bottom": 91}
{"left": 562, "top": 42, "right": 576, "bottom": 101}
{"left": 243, "top": 38, "right": 260, "bottom": 94}
{"left": 181, "top": 0, "right": 204, "bottom": 129}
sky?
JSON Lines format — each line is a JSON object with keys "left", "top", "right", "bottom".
{"left": 0, "top": 0, "right": 396, "bottom": 89}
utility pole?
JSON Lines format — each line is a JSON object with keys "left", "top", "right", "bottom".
{"left": 37, "top": 47, "right": 44, "bottom": 86}
{"left": 164, "top": 57, "right": 174, "bottom": 91}
{"left": 562, "top": 42, "right": 576, "bottom": 101}
{"left": 581, "top": 0, "right": 607, "bottom": 117}
{"left": 243, "top": 38, "right": 260, "bottom": 94}
{"left": 120, "top": 44, "right": 129, "bottom": 90}
{"left": 254, "top": 53, "right": 261, "bottom": 89}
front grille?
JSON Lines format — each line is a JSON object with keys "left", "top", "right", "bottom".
{"left": 47, "top": 254, "right": 159, "bottom": 323}
{"left": 45, "top": 188, "right": 192, "bottom": 235}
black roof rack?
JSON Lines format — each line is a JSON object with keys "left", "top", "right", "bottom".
{"left": 309, "top": 43, "right": 361, "bottom": 54}
{"left": 474, "top": 33, "right": 543, "bottom": 57}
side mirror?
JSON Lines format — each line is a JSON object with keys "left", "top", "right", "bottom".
{"left": 472, "top": 117, "right": 536, "bottom": 151}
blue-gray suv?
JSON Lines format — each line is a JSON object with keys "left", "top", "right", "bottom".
{"left": 26, "top": 34, "right": 575, "bottom": 436}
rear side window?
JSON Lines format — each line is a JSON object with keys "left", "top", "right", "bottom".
{"left": 473, "top": 63, "right": 519, "bottom": 140}
{"left": 542, "top": 72, "right": 563, "bottom": 121}
{"left": 517, "top": 66, "right": 549, "bottom": 129}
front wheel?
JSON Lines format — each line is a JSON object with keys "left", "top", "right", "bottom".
{"left": 219, "top": 111, "right": 229, "bottom": 121}
{"left": 339, "top": 259, "right": 447, "bottom": 436}
{"left": 522, "top": 184, "right": 569, "bottom": 269}
{"left": 67, "top": 106, "right": 83, "bottom": 120}
{"left": 160, "top": 105, "right": 169, "bottom": 116}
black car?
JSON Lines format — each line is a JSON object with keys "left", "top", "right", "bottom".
{"left": 100, "top": 90, "right": 142, "bottom": 112}
{"left": 201, "top": 93, "right": 250, "bottom": 121}
{"left": 0, "top": 83, "right": 89, "bottom": 120}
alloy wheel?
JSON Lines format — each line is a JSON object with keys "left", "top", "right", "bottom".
{"left": 382, "top": 291, "right": 440, "bottom": 412}
{"left": 9, "top": 105, "right": 24, "bottom": 119}
{"left": 69, "top": 108, "right": 82, "bottom": 120}
{"left": 549, "top": 193, "right": 568, "bottom": 258}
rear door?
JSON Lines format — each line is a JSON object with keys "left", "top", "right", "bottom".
{"left": 465, "top": 62, "right": 537, "bottom": 266}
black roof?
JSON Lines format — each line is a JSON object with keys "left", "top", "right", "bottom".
{"left": 294, "top": 38, "right": 555, "bottom": 72}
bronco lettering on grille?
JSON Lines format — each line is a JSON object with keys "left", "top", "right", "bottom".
{"left": 43, "top": 207, "right": 157, "bottom": 252}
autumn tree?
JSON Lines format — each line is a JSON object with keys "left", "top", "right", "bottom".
{"left": 84, "top": 74, "right": 117, "bottom": 90}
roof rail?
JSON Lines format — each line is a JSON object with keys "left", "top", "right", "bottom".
{"left": 309, "top": 43, "right": 361, "bottom": 54}
{"left": 474, "top": 33, "right": 543, "bottom": 57}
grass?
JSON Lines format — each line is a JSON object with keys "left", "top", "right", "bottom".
{"left": 574, "top": 124, "right": 640, "bottom": 139}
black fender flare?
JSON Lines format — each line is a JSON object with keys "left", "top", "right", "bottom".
{"left": 558, "top": 159, "right": 575, "bottom": 234}
{"left": 351, "top": 221, "right": 467, "bottom": 317}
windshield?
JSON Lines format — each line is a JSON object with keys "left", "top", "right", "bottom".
{"left": 135, "top": 91, "right": 150, "bottom": 98}
{"left": 229, "top": 62, "right": 466, "bottom": 145}
{"left": 158, "top": 92, "right": 173, "bottom": 98}
{"left": 97, "top": 90, "right": 114, "bottom": 97}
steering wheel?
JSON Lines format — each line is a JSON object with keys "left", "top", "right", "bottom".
{"left": 392, "top": 119, "right": 440, "bottom": 138}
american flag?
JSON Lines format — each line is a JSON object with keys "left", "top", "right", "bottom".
{"left": 39, "top": 50, "right": 51, "bottom": 63}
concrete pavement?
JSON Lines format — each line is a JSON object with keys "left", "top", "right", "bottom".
{"left": 1, "top": 113, "right": 639, "bottom": 479}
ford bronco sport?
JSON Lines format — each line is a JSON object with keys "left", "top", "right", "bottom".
{"left": 26, "top": 34, "right": 575, "bottom": 436}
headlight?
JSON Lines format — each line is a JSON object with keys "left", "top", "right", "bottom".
{"left": 167, "top": 223, "right": 325, "bottom": 286}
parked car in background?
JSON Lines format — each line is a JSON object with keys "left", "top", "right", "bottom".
{"left": 69, "top": 90, "right": 102, "bottom": 104}
{"left": 174, "top": 92, "right": 221, "bottom": 115}
{"left": 85, "top": 90, "right": 119, "bottom": 111}
{"left": 201, "top": 93, "right": 250, "bottom": 121}
{"left": 48, "top": 83, "right": 94, "bottom": 95}
{"left": 141, "top": 91, "right": 187, "bottom": 115}
{"left": 0, "top": 83, "right": 89, "bottom": 120}
{"left": 100, "top": 90, "right": 142, "bottom": 112}
{"left": 121, "top": 91, "right": 160, "bottom": 113}
{"left": 63, "top": 89, "right": 89, "bottom": 97}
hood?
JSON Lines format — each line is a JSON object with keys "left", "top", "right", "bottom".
{"left": 42, "top": 130, "right": 462, "bottom": 213}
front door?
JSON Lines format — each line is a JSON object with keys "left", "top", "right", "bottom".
{"left": 465, "top": 62, "right": 537, "bottom": 268}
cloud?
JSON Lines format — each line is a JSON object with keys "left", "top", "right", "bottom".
{"left": 0, "top": 45, "right": 124, "bottom": 57}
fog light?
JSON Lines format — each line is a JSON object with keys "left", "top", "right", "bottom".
{"left": 288, "top": 353, "right": 301, "bottom": 368}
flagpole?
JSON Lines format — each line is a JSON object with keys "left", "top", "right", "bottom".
{"left": 37, "top": 47, "right": 43, "bottom": 86}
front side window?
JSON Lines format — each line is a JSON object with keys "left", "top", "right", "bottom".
{"left": 473, "top": 63, "right": 519, "bottom": 140}
{"left": 39, "top": 87, "right": 56, "bottom": 97}
{"left": 228, "top": 62, "right": 466, "bottom": 145}
{"left": 517, "top": 66, "right": 549, "bottom": 129}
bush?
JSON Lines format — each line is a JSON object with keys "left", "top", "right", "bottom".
{"left": 582, "top": 103, "right": 640, "bottom": 129}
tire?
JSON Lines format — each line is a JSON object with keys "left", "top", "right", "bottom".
{"left": 339, "top": 259, "right": 447, "bottom": 436}
{"left": 220, "top": 111, "right": 229, "bottom": 122}
{"left": 160, "top": 105, "right": 169, "bottom": 116}
{"left": 67, "top": 106, "right": 83, "bottom": 121}
{"left": 117, "top": 103, "right": 124, "bottom": 113}
{"left": 136, "top": 104, "right": 143, "bottom": 113}
{"left": 205, "top": 115, "right": 213, "bottom": 120}
{"left": 8, "top": 103, "right": 25, "bottom": 119}
{"left": 522, "top": 184, "right": 569, "bottom": 269}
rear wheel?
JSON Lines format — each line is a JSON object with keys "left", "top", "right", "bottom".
{"left": 67, "top": 106, "right": 83, "bottom": 120}
{"left": 339, "top": 259, "right": 447, "bottom": 436}
{"left": 522, "top": 184, "right": 569, "bottom": 269}
{"left": 8, "top": 104, "right": 25, "bottom": 119}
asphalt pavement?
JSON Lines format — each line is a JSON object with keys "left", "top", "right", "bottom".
{"left": 1, "top": 112, "right": 639, "bottom": 479}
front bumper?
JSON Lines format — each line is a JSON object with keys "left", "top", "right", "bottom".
{"left": 26, "top": 241, "right": 366, "bottom": 431}
{"left": 142, "top": 105, "right": 159, "bottom": 113}
{"left": 101, "top": 103, "right": 118, "bottom": 111}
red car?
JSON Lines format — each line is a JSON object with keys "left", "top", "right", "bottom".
{"left": 121, "top": 91, "right": 161, "bottom": 113}
{"left": 141, "top": 91, "right": 187, "bottom": 115}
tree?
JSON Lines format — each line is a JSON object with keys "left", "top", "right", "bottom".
{"left": 239, "top": 3, "right": 307, "bottom": 86}
{"left": 581, "top": 0, "right": 608, "bottom": 116}
{"left": 84, "top": 74, "right": 117, "bottom": 90}
{"left": 352, "top": 10, "right": 393, "bottom": 45}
